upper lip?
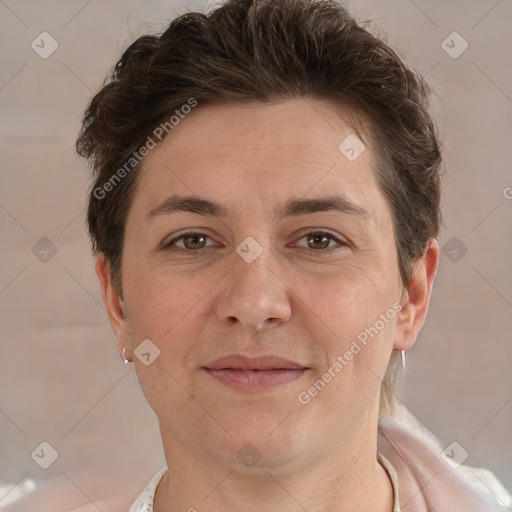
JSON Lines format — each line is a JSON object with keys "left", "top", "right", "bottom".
{"left": 204, "top": 355, "right": 307, "bottom": 371}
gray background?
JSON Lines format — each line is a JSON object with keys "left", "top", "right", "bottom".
{"left": 0, "top": 0, "right": 511, "bottom": 510}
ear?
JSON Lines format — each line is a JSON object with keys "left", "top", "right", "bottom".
{"left": 394, "top": 238, "right": 440, "bottom": 351}
{"left": 95, "top": 254, "right": 132, "bottom": 361}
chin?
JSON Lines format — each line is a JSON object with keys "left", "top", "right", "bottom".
{"left": 203, "top": 409, "right": 315, "bottom": 471}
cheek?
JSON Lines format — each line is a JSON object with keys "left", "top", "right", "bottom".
{"left": 313, "top": 262, "right": 399, "bottom": 337}
{"left": 123, "top": 262, "right": 212, "bottom": 340}
{"left": 122, "top": 265, "right": 213, "bottom": 401}
{"left": 300, "top": 268, "right": 398, "bottom": 398}
{"left": 125, "top": 268, "right": 212, "bottom": 429}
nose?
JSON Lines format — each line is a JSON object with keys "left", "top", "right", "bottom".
{"left": 215, "top": 244, "right": 292, "bottom": 332}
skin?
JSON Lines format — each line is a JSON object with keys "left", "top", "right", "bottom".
{"left": 96, "top": 97, "right": 439, "bottom": 511}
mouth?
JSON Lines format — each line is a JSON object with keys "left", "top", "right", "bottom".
{"left": 202, "top": 355, "right": 309, "bottom": 391}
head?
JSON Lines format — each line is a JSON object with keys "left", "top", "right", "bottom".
{"left": 76, "top": 0, "right": 441, "bottom": 470}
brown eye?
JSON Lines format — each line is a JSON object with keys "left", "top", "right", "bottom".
{"left": 167, "top": 232, "right": 214, "bottom": 251}
{"left": 182, "top": 233, "right": 207, "bottom": 249}
{"left": 307, "top": 233, "right": 332, "bottom": 249}
{"left": 294, "top": 231, "right": 346, "bottom": 251}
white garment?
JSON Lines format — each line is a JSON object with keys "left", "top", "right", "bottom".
{"left": 129, "top": 467, "right": 167, "bottom": 512}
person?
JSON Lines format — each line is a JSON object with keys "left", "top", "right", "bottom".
{"left": 75, "top": 0, "right": 509, "bottom": 510}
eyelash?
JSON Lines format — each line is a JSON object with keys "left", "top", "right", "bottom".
{"left": 164, "top": 230, "right": 348, "bottom": 253}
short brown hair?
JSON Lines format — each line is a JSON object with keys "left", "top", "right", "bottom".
{"left": 76, "top": 0, "right": 442, "bottom": 411}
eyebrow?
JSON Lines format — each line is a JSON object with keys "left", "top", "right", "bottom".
{"left": 146, "top": 194, "right": 370, "bottom": 221}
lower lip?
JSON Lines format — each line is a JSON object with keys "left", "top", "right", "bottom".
{"left": 204, "top": 368, "right": 306, "bottom": 391}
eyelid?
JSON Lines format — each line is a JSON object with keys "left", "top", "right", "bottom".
{"left": 290, "top": 229, "right": 349, "bottom": 250}
{"left": 162, "top": 228, "right": 349, "bottom": 252}
{"left": 162, "top": 230, "right": 220, "bottom": 249}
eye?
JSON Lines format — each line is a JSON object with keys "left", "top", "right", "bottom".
{"left": 166, "top": 232, "right": 217, "bottom": 251}
{"left": 293, "top": 230, "right": 347, "bottom": 251}
{"left": 164, "top": 230, "right": 347, "bottom": 253}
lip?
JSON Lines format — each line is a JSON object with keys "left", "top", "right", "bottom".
{"left": 203, "top": 355, "right": 308, "bottom": 391}
{"left": 206, "top": 355, "right": 305, "bottom": 371}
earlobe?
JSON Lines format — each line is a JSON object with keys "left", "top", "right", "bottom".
{"left": 95, "top": 254, "right": 131, "bottom": 356}
{"left": 394, "top": 300, "right": 415, "bottom": 350}
{"left": 394, "top": 239, "right": 440, "bottom": 351}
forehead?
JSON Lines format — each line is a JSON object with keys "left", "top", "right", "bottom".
{"left": 129, "top": 97, "right": 387, "bottom": 222}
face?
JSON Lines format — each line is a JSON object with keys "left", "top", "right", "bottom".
{"left": 98, "top": 97, "right": 435, "bottom": 472}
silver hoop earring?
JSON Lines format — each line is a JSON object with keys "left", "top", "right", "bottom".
{"left": 401, "top": 350, "right": 407, "bottom": 396}
{"left": 121, "top": 347, "right": 130, "bottom": 364}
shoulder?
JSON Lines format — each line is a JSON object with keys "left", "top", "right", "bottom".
{"left": 129, "top": 467, "right": 167, "bottom": 512}
{"left": 378, "top": 416, "right": 510, "bottom": 512}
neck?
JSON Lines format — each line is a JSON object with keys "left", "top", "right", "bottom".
{"left": 154, "top": 418, "right": 393, "bottom": 512}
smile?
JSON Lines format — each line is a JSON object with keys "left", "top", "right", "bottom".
{"left": 203, "top": 355, "right": 309, "bottom": 391}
